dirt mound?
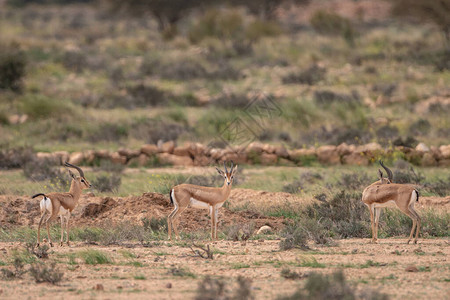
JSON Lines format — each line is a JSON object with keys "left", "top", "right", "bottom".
{"left": 0, "top": 191, "right": 284, "bottom": 232}
{"left": 1, "top": 191, "right": 447, "bottom": 232}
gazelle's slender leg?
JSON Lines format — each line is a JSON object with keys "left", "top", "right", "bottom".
{"left": 409, "top": 205, "right": 421, "bottom": 244}
{"left": 66, "top": 214, "right": 71, "bottom": 246}
{"left": 60, "top": 215, "right": 64, "bottom": 246}
{"left": 368, "top": 205, "right": 376, "bottom": 243}
{"left": 374, "top": 208, "right": 381, "bottom": 242}
{"left": 214, "top": 207, "right": 219, "bottom": 239}
{"left": 45, "top": 216, "right": 53, "bottom": 247}
{"left": 167, "top": 207, "right": 178, "bottom": 240}
{"left": 171, "top": 206, "right": 187, "bottom": 240}
{"left": 397, "top": 206, "right": 417, "bottom": 244}
{"left": 210, "top": 207, "right": 216, "bottom": 240}
{"left": 37, "top": 212, "right": 46, "bottom": 247}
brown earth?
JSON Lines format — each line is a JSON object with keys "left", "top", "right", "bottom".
{"left": 0, "top": 238, "right": 448, "bottom": 300}
{"left": 0, "top": 190, "right": 449, "bottom": 299}
{"left": 1, "top": 189, "right": 449, "bottom": 231}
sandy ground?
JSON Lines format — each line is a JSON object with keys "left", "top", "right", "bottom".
{"left": 0, "top": 238, "right": 448, "bottom": 300}
{"left": 0, "top": 191, "right": 449, "bottom": 299}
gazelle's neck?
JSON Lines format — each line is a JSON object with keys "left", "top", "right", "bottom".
{"left": 221, "top": 180, "right": 232, "bottom": 197}
{"left": 69, "top": 180, "right": 82, "bottom": 202}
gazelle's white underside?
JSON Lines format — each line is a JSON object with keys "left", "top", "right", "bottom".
{"left": 190, "top": 198, "right": 210, "bottom": 209}
{"left": 373, "top": 200, "right": 396, "bottom": 208}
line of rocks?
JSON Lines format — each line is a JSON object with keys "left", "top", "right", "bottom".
{"left": 35, "top": 141, "right": 450, "bottom": 167}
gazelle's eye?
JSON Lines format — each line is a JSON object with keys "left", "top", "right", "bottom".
{"left": 81, "top": 179, "right": 85, "bottom": 183}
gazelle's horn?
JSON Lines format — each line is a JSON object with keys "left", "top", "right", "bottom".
{"left": 379, "top": 161, "right": 393, "bottom": 182}
{"left": 64, "top": 162, "right": 85, "bottom": 178}
{"left": 223, "top": 161, "right": 228, "bottom": 173}
{"left": 230, "top": 160, "right": 234, "bottom": 172}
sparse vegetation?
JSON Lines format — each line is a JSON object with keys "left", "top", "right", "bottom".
{"left": 29, "top": 262, "right": 63, "bottom": 284}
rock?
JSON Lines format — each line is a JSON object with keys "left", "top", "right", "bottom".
{"left": 140, "top": 144, "right": 158, "bottom": 156}
{"left": 222, "top": 151, "right": 247, "bottom": 164}
{"left": 415, "top": 143, "right": 430, "bottom": 152}
{"left": 317, "top": 145, "right": 340, "bottom": 164}
{"left": 336, "top": 143, "right": 353, "bottom": 156}
{"left": 342, "top": 152, "right": 369, "bottom": 166}
{"left": 278, "top": 158, "right": 295, "bottom": 166}
{"left": 93, "top": 284, "right": 104, "bottom": 291}
{"left": 36, "top": 152, "right": 59, "bottom": 164}
{"left": 118, "top": 148, "right": 140, "bottom": 158}
{"left": 95, "top": 150, "right": 110, "bottom": 159}
{"left": 355, "top": 143, "right": 382, "bottom": 153}
{"left": 166, "top": 283, "right": 172, "bottom": 289}
{"left": 138, "top": 154, "right": 149, "bottom": 166}
{"left": 173, "top": 145, "right": 191, "bottom": 157}
{"left": 193, "top": 155, "right": 212, "bottom": 166}
{"left": 274, "top": 145, "right": 289, "bottom": 158}
{"left": 262, "top": 144, "right": 276, "bottom": 154}
{"left": 421, "top": 152, "right": 437, "bottom": 167}
{"left": 110, "top": 152, "right": 127, "bottom": 164}
{"left": 157, "top": 153, "right": 193, "bottom": 166}
{"left": 438, "top": 158, "right": 450, "bottom": 167}
{"left": 260, "top": 153, "right": 278, "bottom": 165}
{"left": 158, "top": 140, "right": 175, "bottom": 153}
{"left": 439, "top": 145, "right": 450, "bottom": 159}
{"left": 288, "top": 148, "right": 316, "bottom": 163}
{"left": 68, "top": 152, "right": 84, "bottom": 165}
{"left": 83, "top": 150, "right": 96, "bottom": 163}
{"left": 405, "top": 265, "right": 418, "bottom": 272}
{"left": 256, "top": 225, "right": 272, "bottom": 235}
{"left": 210, "top": 148, "right": 225, "bottom": 160}
{"left": 246, "top": 142, "right": 264, "bottom": 154}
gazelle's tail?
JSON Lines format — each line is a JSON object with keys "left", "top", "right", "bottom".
{"left": 32, "top": 193, "right": 46, "bottom": 199}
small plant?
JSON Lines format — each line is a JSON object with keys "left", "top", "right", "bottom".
{"left": 224, "top": 223, "right": 254, "bottom": 241}
{"left": 279, "top": 222, "right": 309, "bottom": 251}
{"left": 1, "top": 258, "right": 26, "bottom": 280}
{"left": 190, "top": 244, "right": 214, "bottom": 260}
{"left": 142, "top": 217, "right": 167, "bottom": 233}
{"left": 78, "top": 249, "right": 112, "bottom": 265}
{"left": 280, "top": 268, "right": 304, "bottom": 280}
{"left": 29, "top": 262, "right": 63, "bottom": 284}
{"left": 310, "top": 10, "right": 356, "bottom": 45}
{"left": 168, "top": 266, "right": 196, "bottom": 278}
{"left": 0, "top": 44, "right": 26, "bottom": 92}
{"left": 26, "top": 242, "right": 49, "bottom": 259}
{"left": 92, "top": 174, "right": 122, "bottom": 193}
{"left": 195, "top": 275, "right": 253, "bottom": 300}
{"left": 282, "top": 64, "right": 326, "bottom": 85}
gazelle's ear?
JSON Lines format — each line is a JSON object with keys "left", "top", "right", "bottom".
{"left": 378, "top": 169, "right": 383, "bottom": 181}
{"left": 68, "top": 169, "right": 76, "bottom": 179}
{"left": 216, "top": 167, "right": 225, "bottom": 177}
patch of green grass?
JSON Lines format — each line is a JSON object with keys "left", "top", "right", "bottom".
{"left": 418, "top": 266, "right": 431, "bottom": 272}
{"left": 134, "top": 274, "right": 146, "bottom": 280}
{"left": 0, "top": 260, "right": 6, "bottom": 266}
{"left": 119, "top": 250, "right": 137, "bottom": 259}
{"left": 297, "top": 257, "right": 326, "bottom": 268}
{"left": 231, "top": 263, "right": 251, "bottom": 269}
{"left": 168, "top": 266, "right": 196, "bottom": 278}
{"left": 78, "top": 249, "right": 112, "bottom": 265}
{"left": 125, "top": 261, "right": 145, "bottom": 267}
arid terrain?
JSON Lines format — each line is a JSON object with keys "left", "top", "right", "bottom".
{"left": 0, "top": 190, "right": 448, "bottom": 299}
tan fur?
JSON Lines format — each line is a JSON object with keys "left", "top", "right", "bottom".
{"left": 34, "top": 164, "right": 91, "bottom": 247}
{"left": 362, "top": 178, "right": 420, "bottom": 244}
{"left": 168, "top": 163, "right": 237, "bottom": 240}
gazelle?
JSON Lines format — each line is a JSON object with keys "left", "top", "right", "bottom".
{"left": 168, "top": 161, "right": 238, "bottom": 240}
{"left": 32, "top": 162, "right": 91, "bottom": 247}
{"left": 362, "top": 161, "right": 420, "bottom": 244}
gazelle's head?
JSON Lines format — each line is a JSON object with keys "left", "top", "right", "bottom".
{"left": 65, "top": 162, "right": 92, "bottom": 190}
{"left": 378, "top": 161, "right": 393, "bottom": 184}
{"left": 216, "top": 161, "right": 238, "bottom": 186}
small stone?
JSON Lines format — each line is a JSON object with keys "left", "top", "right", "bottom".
{"left": 351, "top": 249, "right": 358, "bottom": 254}
{"left": 117, "top": 286, "right": 123, "bottom": 290}
{"left": 94, "top": 284, "right": 104, "bottom": 291}
{"left": 256, "top": 225, "right": 272, "bottom": 235}
{"left": 405, "top": 265, "right": 418, "bottom": 272}
{"left": 166, "top": 283, "right": 172, "bottom": 289}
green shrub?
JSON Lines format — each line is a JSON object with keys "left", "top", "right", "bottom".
{"left": 310, "top": 10, "right": 356, "bottom": 45}
{"left": 282, "top": 64, "right": 326, "bottom": 85}
{"left": 29, "top": 262, "right": 63, "bottom": 284}
{"left": 78, "top": 249, "right": 112, "bottom": 265}
{"left": 245, "top": 19, "right": 282, "bottom": 41}
{"left": 195, "top": 275, "right": 253, "bottom": 300}
{"left": 19, "top": 95, "right": 69, "bottom": 119}
{"left": 0, "top": 45, "right": 26, "bottom": 92}
{"left": 91, "top": 174, "right": 122, "bottom": 193}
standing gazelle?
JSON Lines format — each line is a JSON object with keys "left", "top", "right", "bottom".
{"left": 168, "top": 161, "right": 238, "bottom": 240}
{"left": 32, "top": 162, "right": 91, "bottom": 247}
{"left": 362, "top": 162, "right": 420, "bottom": 244}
